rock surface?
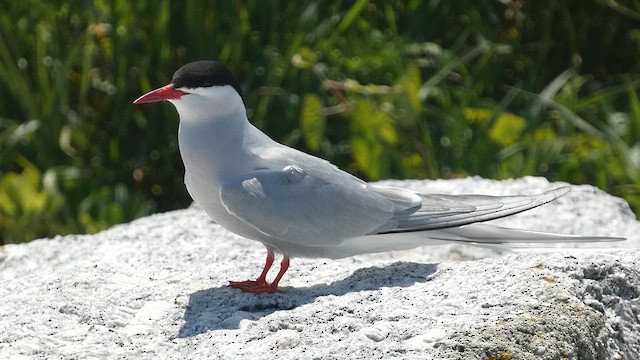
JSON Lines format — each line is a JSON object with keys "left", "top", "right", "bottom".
{"left": 1, "top": 177, "right": 639, "bottom": 359}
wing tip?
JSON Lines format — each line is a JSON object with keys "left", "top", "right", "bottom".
{"left": 535, "top": 186, "right": 571, "bottom": 205}
{"left": 550, "top": 186, "right": 571, "bottom": 197}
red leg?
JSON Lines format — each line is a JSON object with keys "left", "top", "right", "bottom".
{"left": 242, "top": 256, "right": 290, "bottom": 294}
{"left": 229, "top": 250, "right": 275, "bottom": 289}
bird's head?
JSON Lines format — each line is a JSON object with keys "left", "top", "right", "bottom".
{"left": 134, "top": 61, "right": 245, "bottom": 122}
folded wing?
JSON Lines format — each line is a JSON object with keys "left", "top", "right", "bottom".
{"left": 219, "top": 166, "right": 398, "bottom": 247}
{"left": 377, "top": 187, "right": 571, "bottom": 233}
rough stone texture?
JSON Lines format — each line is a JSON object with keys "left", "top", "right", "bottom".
{"left": 1, "top": 177, "right": 638, "bottom": 359}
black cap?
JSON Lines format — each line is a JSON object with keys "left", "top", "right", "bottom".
{"left": 171, "top": 61, "right": 243, "bottom": 99}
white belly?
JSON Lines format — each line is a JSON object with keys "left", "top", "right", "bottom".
{"left": 184, "top": 170, "right": 267, "bottom": 242}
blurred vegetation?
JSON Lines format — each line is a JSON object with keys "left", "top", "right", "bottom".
{"left": 1, "top": 0, "right": 640, "bottom": 244}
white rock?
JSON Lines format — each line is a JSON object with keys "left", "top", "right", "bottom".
{"left": 0, "top": 177, "right": 638, "bottom": 359}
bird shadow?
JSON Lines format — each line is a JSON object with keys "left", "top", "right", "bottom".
{"left": 176, "top": 261, "right": 438, "bottom": 338}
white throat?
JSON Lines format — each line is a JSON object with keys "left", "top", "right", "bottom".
{"left": 170, "top": 85, "right": 245, "bottom": 126}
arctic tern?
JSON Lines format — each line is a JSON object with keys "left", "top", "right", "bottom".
{"left": 134, "top": 60, "right": 622, "bottom": 293}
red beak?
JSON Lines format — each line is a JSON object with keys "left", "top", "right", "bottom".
{"left": 133, "top": 84, "right": 188, "bottom": 104}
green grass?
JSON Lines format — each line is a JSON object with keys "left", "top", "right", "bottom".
{"left": 1, "top": 0, "right": 640, "bottom": 244}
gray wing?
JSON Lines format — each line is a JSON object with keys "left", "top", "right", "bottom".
{"left": 378, "top": 186, "right": 570, "bottom": 233}
{"left": 222, "top": 143, "right": 573, "bottom": 244}
{"left": 248, "top": 143, "right": 572, "bottom": 236}
{"left": 218, "top": 165, "right": 402, "bottom": 247}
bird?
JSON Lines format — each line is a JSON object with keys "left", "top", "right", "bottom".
{"left": 134, "top": 60, "right": 623, "bottom": 294}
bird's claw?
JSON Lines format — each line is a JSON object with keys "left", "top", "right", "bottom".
{"left": 229, "top": 279, "right": 277, "bottom": 293}
{"left": 228, "top": 253, "right": 289, "bottom": 294}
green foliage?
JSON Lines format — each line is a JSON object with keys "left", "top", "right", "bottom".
{"left": 0, "top": 158, "right": 66, "bottom": 243}
{"left": 2, "top": 0, "right": 640, "bottom": 243}
{"left": 300, "top": 94, "right": 325, "bottom": 152}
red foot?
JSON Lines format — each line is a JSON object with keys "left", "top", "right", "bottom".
{"left": 241, "top": 283, "right": 279, "bottom": 293}
{"left": 228, "top": 252, "right": 290, "bottom": 294}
